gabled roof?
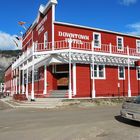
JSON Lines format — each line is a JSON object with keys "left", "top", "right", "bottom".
{"left": 54, "top": 21, "right": 140, "bottom": 39}
{"left": 23, "top": 0, "right": 57, "bottom": 37}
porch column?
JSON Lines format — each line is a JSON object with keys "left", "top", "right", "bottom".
{"left": 127, "top": 46, "right": 131, "bottom": 97}
{"left": 73, "top": 63, "right": 76, "bottom": 96}
{"left": 68, "top": 39, "right": 72, "bottom": 99}
{"left": 11, "top": 78, "right": 13, "bottom": 96}
{"left": 31, "top": 56, "right": 35, "bottom": 101}
{"left": 11, "top": 77, "right": 14, "bottom": 95}
{"left": 11, "top": 71, "right": 13, "bottom": 95}
{"left": 26, "top": 60, "right": 29, "bottom": 98}
{"left": 22, "top": 65, "right": 25, "bottom": 94}
{"left": 43, "top": 65, "right": 47, "bottom": 95}
{"left": 92, "top": 41, "right": 96, "bottom": 98}
{"left": 18, "top": 67, "right": 21, "bottom": 94}
{"left": 15, "top": 69, "right": 18, "bottom": 94}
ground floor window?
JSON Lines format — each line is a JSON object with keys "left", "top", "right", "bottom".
{"left": 53, "top": 64, "right": 69, "bottom": 73}
{"left": 137, "top": 67, "right": 140, "bottom": 80}
{"left": 34, "top": 69, "right": 39, "bottom": 81}
{"left": 118, "top": 66, "right": 125, "bottom": 80}
{"left": 91, "top": 64, "right": 105, "bottom": 79}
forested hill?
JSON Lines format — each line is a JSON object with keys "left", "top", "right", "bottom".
{"left": 0, "top": 50, "right": 21, "bottom": 83}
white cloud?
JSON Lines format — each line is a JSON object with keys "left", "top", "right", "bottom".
{"left": 0, "top": 31, "right": 22, "bottom": 50}
{"left": 119, "top": 0, "right": 137, "bottom": 6}
{"left": 127, "top": 22, "right": 140, "bottom": 35}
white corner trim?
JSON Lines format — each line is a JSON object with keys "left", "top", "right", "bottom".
{"left": 73, "top": 63, "right": 76, "bottom": 96}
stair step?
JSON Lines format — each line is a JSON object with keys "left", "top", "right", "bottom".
{"left": 49, "top": 90, "right": 68, "bottom": 98}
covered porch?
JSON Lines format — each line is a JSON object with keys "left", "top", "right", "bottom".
{"left": 11, "top": 39, "right": 140, "bottom": 100}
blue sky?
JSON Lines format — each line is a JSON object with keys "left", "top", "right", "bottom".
{"left": 0, "top": 0, "right": 140, "bottom": 50}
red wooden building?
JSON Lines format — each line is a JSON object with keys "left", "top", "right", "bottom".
{"left": 4, "top": 0, "right": 140, "bottom": 100}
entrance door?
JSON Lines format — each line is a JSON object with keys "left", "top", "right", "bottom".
{"left": 53, "top": 64, "right": 69, "bottom": 90}
{"left": 56, "top": 73, "right": 69, "bottom": 90}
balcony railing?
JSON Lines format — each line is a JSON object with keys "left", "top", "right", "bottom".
{"left": 12, "top": 47, "right": 33, "bottom": 69}
{"left": 34, "top": 40, "right": 140, "bottom": 57}
{"left": 12, "top": 40, "right": 140, "bottom": 69}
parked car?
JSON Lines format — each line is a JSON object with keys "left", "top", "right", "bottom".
{"left": 120, "top": 96, "right": 140, "bottom": 122}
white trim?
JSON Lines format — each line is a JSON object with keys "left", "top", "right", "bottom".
{"left": 91, "top": 64, "right": 106, "bottom": 79}
{"left": 118, "top": 66, "right": 125, "bottom": 80}
{"left": 15, "top": 73, "right": 17, "bottom": 94}
{"left": 92, "top": 44, "right": 96, "bottom": 98}
{"left": 73, "top": 63, "right": 76, "bottom": 96}
{"left": 31, "top": 56, "right": 35, "bottom": 100}
{"left": 43, "top": 65, "right": 47, "bottom": 95}
{"left": 44, "top": 31, "right": 48, "bottom": 49}
{"left": 68, "top": 39, "right": 72, "bottom": 99}
{"left": 18, "top": 67, "right": 21, "bottom": 94}
{"left": 22, "top": 67, "right": 25, "bottom": 94}
{"left": 52, "top": 4, "right": 55, "bottom": 49}
{"left": 117, "top": 36, "right": 124, "bottom": 51}
{"left": 26, "top": 60, "right": 29, "bottom": 98}
{"left": 54, "top": 21, "right": 140, "bottom": 39}
{"left": 93, "top": 32, "right": 101, "bottom": 48}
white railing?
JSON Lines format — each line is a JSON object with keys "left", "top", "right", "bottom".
{"left": 34, "top": 40, "right": 140, "bottom": 57}
{"left": 12, "top": 40, "right": 140, "bottom": 69}
{"left": 12, "top": 47, "right": 33, "bottom": 69}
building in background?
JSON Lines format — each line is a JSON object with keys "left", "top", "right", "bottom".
{"left": 4, "top": 0, "right": 140, "bottom": 100}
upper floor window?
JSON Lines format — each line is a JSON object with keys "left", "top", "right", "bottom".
{"left": 93, "top": 33, "right": 101, "bottom": 48}
{"left": 117, "top": 36, "right": 124, "bottom": 50}
{"left": 44, "top": 31, "right": 48, "bottom": 48}
{"left": 91, "top": 64, "right": 105, "bottom": 79}
{"left": 136, "top": 40, "right": 140, "bottom": 53}
{"left": 118, "top": 66, "right": 125, "bottom": 80}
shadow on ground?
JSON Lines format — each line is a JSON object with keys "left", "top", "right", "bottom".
{"left": 115, "top": 115, "right": 140, "bottom": 127}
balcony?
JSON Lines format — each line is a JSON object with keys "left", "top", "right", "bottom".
{"left": 12, "top": 40, "right": 140, "bottom": 70}
{"left": 34, "top": 40, "right": 140, "bottom": 58}
{"left": 12, "top": 47, "right": 33, "bottom": 69}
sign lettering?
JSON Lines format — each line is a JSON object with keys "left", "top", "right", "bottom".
{"left": 58, "top": 31, "right": 90, "bottom": 44}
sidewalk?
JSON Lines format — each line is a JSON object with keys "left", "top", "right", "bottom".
{"left": 0, "top": 97, "right": 64, "bottom": 109}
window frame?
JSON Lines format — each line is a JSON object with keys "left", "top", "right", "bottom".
{"left": 136, "top": 67, "right": 140, "bottom": 80}
{"left": 91, "top": 64, "right": 106, "bottom": 79}
{"left": 54, "top": 65, "right": 69, "bottom": 74}
{"left": 117, "top": 36, "right": 124, "bottom": 51}
{"left": 93, "top": 32, "right": 101, "bottom": 48}
{"left": 34, "top": 69, "right": 39, "bottom": 81}
{"left": 118, "top": 66, "right": 125, "bottom": 80}
{"left": 136, "top": 40, "right": 140, "bottom": 53}
{"left": 44, "top": 31, "right": 48, "bottom": 49}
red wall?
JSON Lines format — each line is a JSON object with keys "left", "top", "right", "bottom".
{"left": 22, "top": 6, "right": 53, "bottom": 52}
{"left": 4, "top": 66, "right": 12, "bottom": 92}
{"left": 22, "top": 31, "right": 33, "bottom": 51}
{"left": 74, "top": 65, "right": 140, "bottom": 97}
{"left": 33, "top": 7, "right": 52, "bottom": 44}
{"left": 75, "top": 64, "right": 91, "bottom": 97}
{"left": 54, "top": 23, "right": 139, "bottom": 49}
